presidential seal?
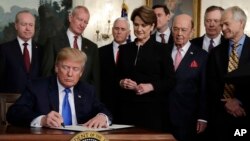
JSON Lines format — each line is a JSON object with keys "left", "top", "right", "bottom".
{"left": 70, "top": 131, "right": 108, "bottom": 141}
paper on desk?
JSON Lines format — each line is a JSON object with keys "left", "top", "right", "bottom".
{"left": 51, "top": 124, "right": 134, "bottom": 132}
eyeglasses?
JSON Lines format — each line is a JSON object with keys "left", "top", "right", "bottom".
{"left": 60, "top": 64, "right": 82, "bottom": 72}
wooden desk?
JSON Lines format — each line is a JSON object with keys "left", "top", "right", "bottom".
{"left": 0, "top": 125, "right": 176, "bottom": 141}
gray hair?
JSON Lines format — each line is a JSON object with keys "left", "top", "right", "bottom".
{"left": 225, "top": 6, "right": 247, "bottom": 29}
{"left": 113, "top": 17, "right": 130, "bottom": 30}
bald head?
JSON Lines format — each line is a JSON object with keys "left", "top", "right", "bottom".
{"left": 172, "top": 14, "right": 194, "bottom": 48}
{"left": 173, "top": 14, "right": 193, "bottom": 29}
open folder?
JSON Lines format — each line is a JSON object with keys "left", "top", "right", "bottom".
{"left": 50, "top": 124, "right": 134, "bottom": 132}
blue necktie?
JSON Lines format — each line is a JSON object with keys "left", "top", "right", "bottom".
{"left": 62, "top": 88, "right": 72, "bottom": 125}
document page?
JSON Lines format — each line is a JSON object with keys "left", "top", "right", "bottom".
{"left": 50, "top": 124, "right": 134, "bottom": 132}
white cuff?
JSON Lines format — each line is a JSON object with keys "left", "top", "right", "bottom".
{"left": 97, "top": 113, "right": 111, "bottom": 126}
{"left": 30, "top": 115, "right": 45, "bottom": 127}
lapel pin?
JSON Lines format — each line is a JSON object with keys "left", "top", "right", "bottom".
{"left": 78, "top": 95, "right": 82, "bottom": 98}
{"left": 190, "top": 51, "right": 193, "bottom": 55}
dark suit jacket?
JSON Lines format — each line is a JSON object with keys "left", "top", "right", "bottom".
{"left": 117, "top": 37, "right": 175, "bottom": 130}
{"left": 207, "top": 36, "right": 250, "bottom": 128}
{"left": 191, "top": 34, "right": 226, "bottom": 50}
{"left": 168, "top": 43, "right": 208, "bottom": 140}
{"left": 41, "top": 30, "right": 100, "bottom": 96}
{"left": 152, "top": 32, "right": 174, "bottom": 45}
{"left": 0, "top": 39, "right": 40, "bottom": 93}
{"left": 99, "top": 42, "right": 121, "bottom": 122}
{"left": 6, "top": 75, "right": 112, "bottom": 127}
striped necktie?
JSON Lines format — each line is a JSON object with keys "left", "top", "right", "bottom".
{"left": 223, "top": 43, "right": 239, "bottom": 99}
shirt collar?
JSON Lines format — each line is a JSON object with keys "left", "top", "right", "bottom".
{"left": 156, "top": 27, "right": 171, "bottom": 37}
{"left": 204, "top": 34, "right": 222, "bottom": 45}
{"left": 229, "top": 34, "right": 246, "bottom": 47}
{"left": 67, "top": 28, "right": 79, "bottom": 39}
{"left": 174, "top": 41, "right": 190, "bottom": 53}
{"left": 57, "top": 78, "right": 73, "bottom": 94}
{"left": 17, "top": 36, "right": 32, "bottom": 47}
{"left": 113, "top": 41, "right": 126, "bottom": 49}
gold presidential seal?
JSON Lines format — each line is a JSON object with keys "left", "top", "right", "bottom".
{"left": 70, "top": 131, "right": 108, "bottom": 141}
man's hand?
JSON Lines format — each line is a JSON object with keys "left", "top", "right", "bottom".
{"left": 196, "top": 121, "right": 207, "bottom": 134}
{"left": 221, "top": 98, "right": 246, "bottom": 117}
{"left": 41, "top": 111, "right": 63, "bottom": 127}
{"left": 83, "top": 113, "right": 108, "bottom": 128}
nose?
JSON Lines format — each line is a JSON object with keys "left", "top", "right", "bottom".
{"left": 137, "top": 25, "right": 142, "bottom": 31}
{"left": 67, "top": 68, "right": 73, "bottom": 77}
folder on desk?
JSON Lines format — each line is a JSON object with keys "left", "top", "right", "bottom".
{"left": 51, "top": 124, "right": 134, "bottom": 132}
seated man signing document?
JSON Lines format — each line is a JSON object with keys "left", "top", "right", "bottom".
{"left": 7, "top": 48, "right": 112, "bottom": 128}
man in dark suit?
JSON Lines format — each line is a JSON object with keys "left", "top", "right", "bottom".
{"left": 99, "top": 17, "right": 130, "bottom": 123}
{"left": 168, "top": 14, "right": 208, "bottom": 141}
{"left": 152, "top": 5, "right": 174, "bottom": 45}
{"left": 206, "top": 6, "right": 250, "bottom": 141}
{"left": 7, "top": 48, "right": 112, "bottom": 128}
{"left": 191, "top": 6, "right": 225, "bottom": 52}
{"left": 0, "top": 10, "right": 40, "bottom": 93}
{"left": 41, "top": 6, "right": 100, "bottom": 96}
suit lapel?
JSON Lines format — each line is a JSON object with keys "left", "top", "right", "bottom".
{"left": 176, "top": 44, "right": 196, "bottom": 71}
{"left": 107, "top": 43, "right": 116, "bottom": 65}
{"left": 30, "top": 40, "right": 38, "bottom": 72}
{"left": 48, "top": 76, "right": 60, "bottom": 112}
{"left": 13, "top": 39, "right": 27, "bottom": 72}
{"left": 239, "top": 36, "right": 250, "bottom": 66}
{"left": 81, "top": 37, "right": 89, "bottom": 52}
{"left": 73, "top": 83, "right": 84, "bottom": 120}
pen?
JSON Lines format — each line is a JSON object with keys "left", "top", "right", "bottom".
{"left": 61, "top": 122, "right": 65, "bottom": 128}
{"left": 49, "top": 96, "right": 65, "bottom": 128}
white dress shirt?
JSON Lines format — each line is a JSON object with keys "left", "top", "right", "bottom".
{"left": 203, "top": 34, "right": 222, "bottom": 52}
{"left": 156, "top": 27, "right": 171, "bottom": 43}
{"left": 17, "top": 36, "right": 32, "bottom": 61}
{"left": 67, "top": 29, "right": 82, "bottom": 50}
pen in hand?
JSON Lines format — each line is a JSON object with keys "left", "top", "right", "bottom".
{"left": 61, "top": 122, "right": 65, "bottom": 128}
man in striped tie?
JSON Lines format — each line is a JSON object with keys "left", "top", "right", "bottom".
{"left": 206, "top": 6, "right": 250, "bottom": 141}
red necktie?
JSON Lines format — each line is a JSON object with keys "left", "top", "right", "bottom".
{"left": 73, "top": 36, "right": 78, "bottom": 49}
{"left": 23, "top": 42, "right": 30, "bottom": 72}
{"left": 160, "top": 34, "right": 166, "bottom": 43}
{"left": 115, "top": 49, "right": 119, "bottom": 64}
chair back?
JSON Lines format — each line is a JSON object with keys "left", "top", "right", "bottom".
{"left": 0, "top": 93, "right": 21, "bottom": 125}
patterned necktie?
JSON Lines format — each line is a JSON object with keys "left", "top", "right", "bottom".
{"left": 160, "top": 34, "right": 166, "bottom": 43}
{"left": 208, "top": 39, "right": 214, "bottom": 52}
{"left": 23, "top": 42, "right": 30, "bottom": 72}
{"left": 73, "top": 35, "right": 78, "bottom": 49}
{"left": 223, "top": 44, "right": 239, "bottom": 99}
{"left": 174, "top": 48, "right": 182, "bottom": 70}
{"left": 62, "top": 88, "right": 72, "bottom": 125}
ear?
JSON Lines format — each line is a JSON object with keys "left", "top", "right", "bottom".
{"left": 190, "top": 28, "right": 195, "bottom": 39}
{"left": 15, "top": 23, "right": 18, "bottom": 30}
{"left": 55, "top": 65, "right": 58, "bottom": 73}
{"left": 151, "top": 23, "right": 155, "bottom": 32}
{"left": 68, "top": 14, "right": 73, "bottom": 23}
